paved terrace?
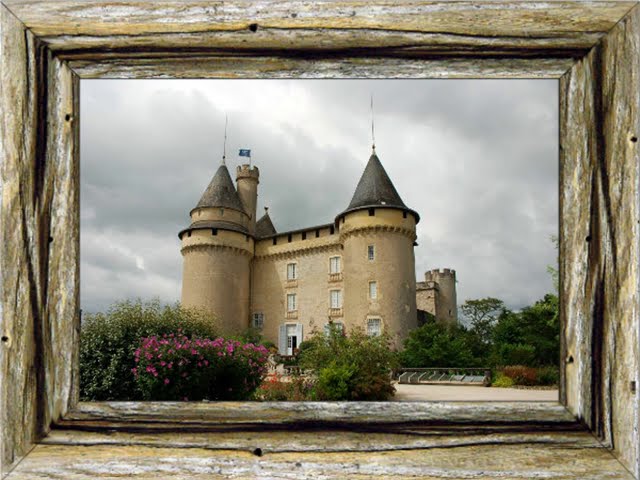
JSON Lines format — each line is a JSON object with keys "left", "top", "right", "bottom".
{"left": 393, "top": 383, "right": 559, "bottom": 402}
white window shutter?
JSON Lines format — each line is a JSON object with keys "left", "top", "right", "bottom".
{"left": 296, "top": 323, "right": 303, "bottom": 343}
{"left": 278, "top": 324, "right": 287, "bottom": 355}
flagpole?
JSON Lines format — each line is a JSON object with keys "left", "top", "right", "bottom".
{"left": 222, "top": 115, "right": 228, "bottom": 165}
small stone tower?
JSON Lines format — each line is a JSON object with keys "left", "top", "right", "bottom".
{"left": 236, "top": 164, "right": 259, "bottom": 235}
{"left": 178, "top": 162, "right": 257, "bottom": 334}
{"left": 417, "top": 269, "right": 458, "bottom": 325}
{"left": 336, "top": 150, "right": 420, "bottom": 347}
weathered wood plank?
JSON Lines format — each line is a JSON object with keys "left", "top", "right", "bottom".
{"left": 66, "top": 401, "right": 574, "bottom": 425}
{"left": 4, "top": 1, "right": 635, "bottom": 38}
{"left": 69, "top": 56, "right": 574, "bottom": 79}
{"left": 1, "top": 0, "right": 634, "bottom": 62}
{"left": 8, "top": 432, "right": 635, "bottom": 479}
{"left": 0, "top": 4, "right": 80, "bottom": 476}
{"left": 560, "top": 3, "right": 640, "bottom": 476}
{"left": 0, "top": 6, "right": 45, "bottom": 475}
{"left": 43, "top": 50, "right": 80, "bottom": 433}
{"left": 41, "top": 419, "right": 596, "bottom": 452}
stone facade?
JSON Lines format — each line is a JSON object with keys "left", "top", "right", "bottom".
{"left": 179, "top": 151, "right": 457, "bottom": 352}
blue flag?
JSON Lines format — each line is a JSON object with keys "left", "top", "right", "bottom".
{"left": 239, "top": 149, "right": 251, "bottom": 157}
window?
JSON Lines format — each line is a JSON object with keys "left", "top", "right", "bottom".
{"left": 252, "top": 313, "right": 264, "bottom": 329}
{"left": 369, "top": 281, "right": 377, "bottom": 299}
{"left": 330, "top": 289, "right": 342, "bottom": 308}
{"left": 368, "top": 245, "right": 375, "bottom": 261}
{"left": 329, "top": 256, "right": 341, "bottom": 274}
{"left": 287, "top": 293, "right": 297, "bottom": 312}
{"left": 287, "top": 263, "right": 297, "bottom": 280}
{"left": 367, "top": 318, "right": 382, "bottom": 337}
{"left": 368, "top": 208, "right": 375, "bottom": 216}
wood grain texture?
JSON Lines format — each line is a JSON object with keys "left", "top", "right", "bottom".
{"left": 1, "top": 0, "right": 640, "bottom": 478}
{"left": 69, "top": 56, "right": 575, "bottom": 79}
{"left": 0, "top": 4, "right": 80, "bottom": 476}
{"left": 1, "top": 0, "right": 635, "bottom": 61}
{"left": 8, "top": 428, "right": 635, "bottom": 479}
{"left": 560, "top": 3, "right": 640, "bottom": 476}
{"left": 64, "top": 401, "right": 575, "bottom": 425}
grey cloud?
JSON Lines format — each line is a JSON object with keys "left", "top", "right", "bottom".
{"left": 80, "top": 79, "right": 558, "bottom": 314}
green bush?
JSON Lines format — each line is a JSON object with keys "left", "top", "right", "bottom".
{"left": 536, "top": 366, "right": 560, "bottom": 386}
{"left": 80, "top": 299, "right": 218, "bottom": 400}
{"left": 495, "top": 343, "right": 536, "bottom": 367}
{"left": 134, "top": 335, "right": 269, "bottom": 400}
{"left": 299, "top": 325, "right": 397, "bottom": 401}
{"left": 502, "top": 365, "right": 538, "bottom": 386}
{"left": 492, "top": 373, "right": 515, "bottom": 388}
{"left": 314, "top": 362, "right": 355, "bottom": 400}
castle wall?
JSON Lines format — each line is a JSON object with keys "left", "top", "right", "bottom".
{"left": 252, "top": 226, "right": 342, "bottom": 347}
{"left": 416, "top": 281, "right": 438, "bottom": 318}
{"left": 340, "top": 209, "right": 417, "bottom": 348}
{"left": 180, "top": 229, "right": 253, "bottom": 334}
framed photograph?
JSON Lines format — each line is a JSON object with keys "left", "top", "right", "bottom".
{"left": 1, "top": 1, "right": 638, "bottom": 478}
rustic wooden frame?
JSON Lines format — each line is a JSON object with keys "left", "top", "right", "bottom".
{"left": 1, "top": 0, "right": 639, "bottom": 478}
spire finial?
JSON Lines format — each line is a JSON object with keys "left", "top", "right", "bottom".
{"left": 370, "top": 94, "right": 376, "bottom": 153}
{"left": 264, "top": 206, "right": 269, "bottom": 214}
{"left": 222, "top": 115, "right": 228, "bottom": 165}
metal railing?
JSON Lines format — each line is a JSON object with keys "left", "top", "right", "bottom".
{"left": 396, "top": 367, "right": 491, "bottom": 386}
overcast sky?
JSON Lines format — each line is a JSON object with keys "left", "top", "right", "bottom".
{"left": 80, "top": 79, "right": 558, "bottom": 315}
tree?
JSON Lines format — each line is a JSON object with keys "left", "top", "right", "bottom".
{"left": 399, "top": 321, "right": 477, "bottom": 368}
{"left": 461, "top": 297, "right": 505, "bottom": 350}
{"left": 490, "top": 294, "right": 559, "bottom": 367}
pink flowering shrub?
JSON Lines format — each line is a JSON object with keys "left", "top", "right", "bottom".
{"left": 133, "top": 332, "right": 269, "bottom": 400}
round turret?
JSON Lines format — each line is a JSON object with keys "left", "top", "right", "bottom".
{"left": 236, "top": 164, "right": 259, "bottom": 235}
{"left": 336, "top": 151, "right": 419, "bottom": 347}
{"left": 179, "top": 163, "right": 254, "bottom": 334}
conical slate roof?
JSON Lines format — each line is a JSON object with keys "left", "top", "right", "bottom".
{"left": 194, "top": 164, "right": 245, "bottom": 212}
{"left": 339, "top": 151, "right": 420, "bottom": 223}
{"left": 255, "top": 211, "right": 277, "bottom": 238}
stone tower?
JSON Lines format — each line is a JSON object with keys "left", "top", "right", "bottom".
{"left": 418, "top": 268, "right": 458, "bottom": 325}
{"left": 178, "top": 162, "right": 257, "bottom": 334}
{"left": 236, "top": 164, "right": 259, "bottom": 235}
{"left": 336, "top": 150, "right": 420, "bottom": 347}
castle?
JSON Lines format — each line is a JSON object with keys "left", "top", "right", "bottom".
{"left": 179, "top": 149, "right": 458, "bottom": 353}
